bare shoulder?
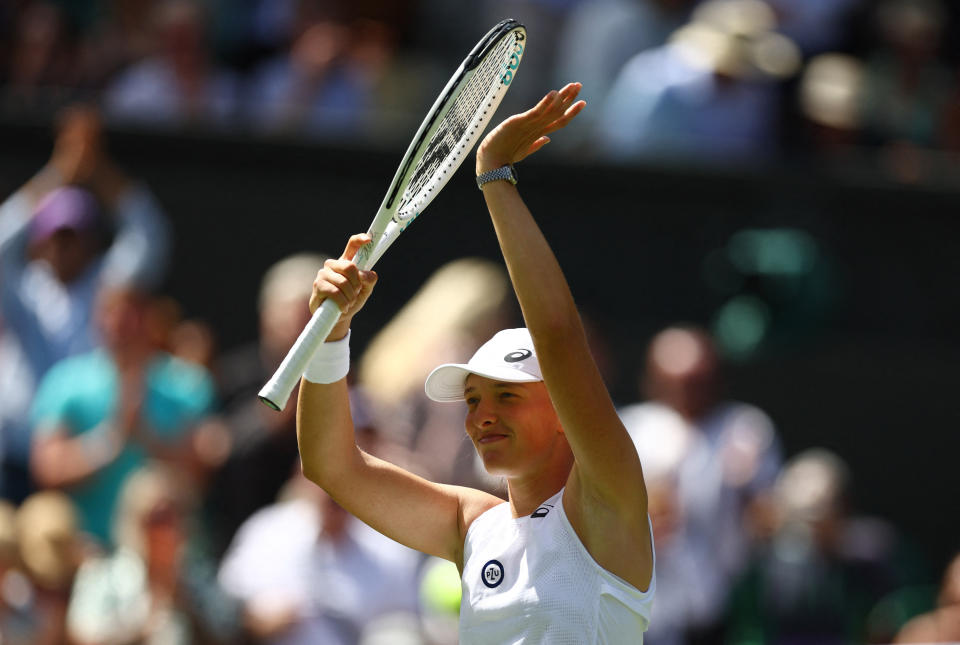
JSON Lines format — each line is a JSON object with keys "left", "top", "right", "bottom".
{"left": 894, "top": 612, "right": 936, "bottom": 643}
{"left": 457, "top": 486, "right": 506, "bottom": 532}
{"left": 563, "top": 466, "right": 653, "bottom": 593}
{"left": 895, "top": 606, "right": 960, "bottom": 644}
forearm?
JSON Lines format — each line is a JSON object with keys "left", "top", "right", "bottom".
{"left": 486, "top": 182, "right": 647, "bottom": 501}
{"left": 100, "top": 184, "right": 170, "bottom": 288}
{"left": 297, "top": 374, "right": 473, "bottom": 561}
{"left": 294, "top": 233, "right": 476, "bottom": 562}
{"left": 475, "top": 84, "right": 648, "bottom": 509}
{"left": 481, "top": 182, "right": 586, "bottom": 353}
{"left": 296, "top": 377, "right": 362, "bottom": 488}
{"left": 32, "top": 428, "right": 124, "bottom": 488}
{"left": 0, "top": 189, "right": 34, "bottom": 264}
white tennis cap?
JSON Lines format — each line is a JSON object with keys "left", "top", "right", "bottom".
{"left": 424, "top": 328, "right": 542, "bottom": 402}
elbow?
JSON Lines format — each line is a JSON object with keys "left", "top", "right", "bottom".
{"left": 297, "top": 445, "right": 355, "bottom": 493}
{"left": 299, "top": 459, "right": 324, "bottom": 488}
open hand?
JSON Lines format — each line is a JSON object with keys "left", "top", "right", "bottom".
{"left": 476, "top": 82, "right": 586, "bottom": 175}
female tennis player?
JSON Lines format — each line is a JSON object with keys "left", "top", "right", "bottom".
{"left": 297, "top": 82, "right": 655, "bottom": 642}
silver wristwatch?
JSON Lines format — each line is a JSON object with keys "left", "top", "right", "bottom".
{"left": 476, "top": 164, "right": 518, "bottom": 190}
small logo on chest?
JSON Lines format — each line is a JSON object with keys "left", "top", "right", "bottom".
{"left": 531, "top": 503, "right": 553, "bottom": 518}
{"left": 481, "top": 559, "right": 504, "bottom": 588}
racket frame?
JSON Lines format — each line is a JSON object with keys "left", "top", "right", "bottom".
{"left": 258, "top": 19, "right": 526, "bottom": 411}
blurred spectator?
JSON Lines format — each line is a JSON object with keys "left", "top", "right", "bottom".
{"left": 8, "top": 491, "right": 86, "bottom": 645}
{"left": 166, "top": 317, "right": 218, "bottom": 370}
{"left": 859, "top": 0, "right": 952, "bottom": 150}
{"left": 218, "top": 469, "right": 422, "bottom": 645}
{"left": 203, "top": 252, "right": 327, "bottom": 555}
{"left": 29, "top": 287, "right": 215, "bottom": 547}
{"left": 552, "top": 0, "right": 696, "bottom": 147}
{"left": 67, "top": 462, "right": 242, "bottom": 644}
{"left": 474, "top": 0, "right": 585, "bottom": 111}
{"left": 894, "top": 551, "right": 960, "bottom": 643}
{"left": 766, "top": 0, "right": 863, "bottom": 56}
{"left": 218, "top": 251, "right": 327, "bottom": 408}
{"left": 796, "top": 53, "right": 866, "bottom": 153}
{"left": 77, "top": 0, "right": 165, "bottom": 92}
{"left": 0, "top": 104, "right": 170, "bottom": 501}
{"left": 243, "top": 0, "right": 408, "bottom": 138}
{"left": 619, "top": 325, "right": 783, "bottom": 641}
{"left": 357, "top": 257, "right": 517, "bottom": 492}
{"left": 725, "top": 448, "right": 903, "bottom": 644}
{"left": 628, "top": 405, "right": 727, "bottom": 645}
{"left": 1, "top": 2, "right": 80, "bottom": 112}
{"left": 103, "top": 0, "right": 241, "bottom": 128}
{"left": 596, "top": 0, "right": 800, "bottom": 163}
{"left": 0, "top": 328, "right": 34, "bottom": 501}
{"left": 348, "top": 385, "right": 432, "bottom": 482}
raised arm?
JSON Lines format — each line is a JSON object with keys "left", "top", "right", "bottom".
{"left": 476, "top": 83, "right": 652, "bottom": 588}
{"left": 296, "top": 235, "right": 502, "bottom": 567}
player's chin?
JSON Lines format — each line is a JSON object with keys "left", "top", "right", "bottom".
{"left": 481, "top": 462, "right": 513, "bottom": 478}
{"left": 475, "top": 448, "right": 516, "bottom": 477}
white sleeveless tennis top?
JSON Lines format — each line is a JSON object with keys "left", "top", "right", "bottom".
{"left": 459, "top": 488, "right": 655, "bottom": 644}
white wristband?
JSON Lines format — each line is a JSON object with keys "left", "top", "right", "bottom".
{"left": 303, "top": 330, "right": 351, "bottom": 384}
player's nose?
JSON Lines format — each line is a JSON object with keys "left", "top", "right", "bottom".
{"left": 469, "top": 400, "right": 498, "bottom": 429}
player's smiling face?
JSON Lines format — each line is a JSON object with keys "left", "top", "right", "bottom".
{"left": 463, "top": 374, "right": 565, "bottom": 476}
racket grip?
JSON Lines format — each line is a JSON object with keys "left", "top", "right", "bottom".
{"left": 258, "top": 298, "right": 344, "bottom": 411}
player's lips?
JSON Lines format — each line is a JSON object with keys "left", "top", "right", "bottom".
{"left": 477, "top": 433, "right": 509, "bottom": 444}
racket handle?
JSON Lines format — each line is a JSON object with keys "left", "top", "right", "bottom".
{"left": 258, "top": 298, "right": 344, "bottom": 411}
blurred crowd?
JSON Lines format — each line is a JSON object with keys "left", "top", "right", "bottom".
{"left": 2, "top": 0, "right": 959, "bottom": 644}
{"left": 0, "top": 106, "right": 955, "bottom": 644}
{"left": 2, "top": 0, "right": 960, "bottom": 178}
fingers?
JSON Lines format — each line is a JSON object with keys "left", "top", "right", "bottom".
{"left": 309, "top": 234, "right": 377, "bottom": 315}
{"left": 533, "top": 83, "right": 581, "bottom": 117}
{"left": 313, "top": 261, "right": 360, "bottom": 312}
{"left": 557, "top": 82, "right": 582, "bottom": 102}
{"left": 543, "top": 100, "right": 587, "bottom": 135}
{"left": 341, "top": 233, "right": 372, "bottom": 261}
{"left": 477, "top": 82, "right": 585, "bottom": 168}
{"left": 543, "top": 84, "right": 583, "bottom": 124}
{"left": 524, "top": 136, "right": 551, "bottom": 158}
{"left": 527, "top": 89, "right": 559, "bottom": 118}
{"left": 517, "top": 84, "right": 585, "bottom": 140}
{"left": 357, "top": 267, "right": 378, "bottom": 302}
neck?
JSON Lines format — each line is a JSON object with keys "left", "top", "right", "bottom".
{"left": 505, "top": 450, "right": 574, "bottom": 517}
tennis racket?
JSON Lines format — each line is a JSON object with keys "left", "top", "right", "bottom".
{"left": 259, "top": 19, "right": 526, "bottom": 411}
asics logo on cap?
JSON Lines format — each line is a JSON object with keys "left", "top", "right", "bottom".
{"left": 503, "top": 349, "right": 532, "bottom": 363}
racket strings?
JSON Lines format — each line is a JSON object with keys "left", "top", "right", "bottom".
{"left": 398, "top": 31, "right": 521, "bottom": 219}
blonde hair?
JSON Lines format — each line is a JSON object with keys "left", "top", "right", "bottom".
{"left": 15, "top": 491, "right": 78, "bottom": 589}
{"left": 258, "top": 252, "right": 330, "bottom": 312}
{"left": 358, "top": 258, "right": 512, "bottom": 406}
{"left": 112, "top": 462, "right": 193, "bottom": 557}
